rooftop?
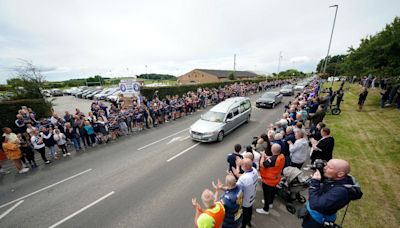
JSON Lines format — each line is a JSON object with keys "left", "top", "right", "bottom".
{"left": 195, "top": 69, "right": 259, "bottom": 78}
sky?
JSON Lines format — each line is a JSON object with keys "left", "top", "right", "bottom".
{"left": 0, "top": 0, "right": 399, "bottom": 83}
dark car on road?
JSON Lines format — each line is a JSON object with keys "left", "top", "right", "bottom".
{"left": 256, "top": 91, "right": 283, "bottom": 109}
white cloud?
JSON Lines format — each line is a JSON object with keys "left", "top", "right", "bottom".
{"left": 290, "top": 56, "right": 311, "bottom": 63}
{"left": 0, "top": 0, "right": 399, "bottom": 82}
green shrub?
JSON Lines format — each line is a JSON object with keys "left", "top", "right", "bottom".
{"left": 0, "top": 99, "right": 53, "bottom": 130}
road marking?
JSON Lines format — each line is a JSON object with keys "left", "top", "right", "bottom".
{"left": 0, "top": 169, "right": 92, "bottom": 209}
{"left": 179, "top": 136, "right": 191, "bottom": 141}
{"left": 48, "top": 191, "right": 115, "bottom": 228}
{"left": 166, "top": 143, "right": 201, "bottom": 162}
{"left": 0, "top": 200, "right": 24, "bottom": 220}
{"left": 137, "top": 128, "right": 189, "bottom": 150}
{"left": 167, "top": 137, "right": 182, "bottom": 144}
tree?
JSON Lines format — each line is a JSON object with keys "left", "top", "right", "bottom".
{"left": 86, "top": 75, "right": 104, "bottom": 85}
{"left": 278, "top": 69, "right": 305, "bottom": 77}
{"left": 228, "top": 72, "right": 236, "bottom": 80}
{"left": 339, "top": 17, "right": 400, "bottom": 78}
{"left": 316, "top": 54, "right": 347, "bottom": 76}
{"left": 138, "top": 74, "right": 177, "bottom": 80}
{"left": 8, "top": 59, "right": 45, "bottom": 99}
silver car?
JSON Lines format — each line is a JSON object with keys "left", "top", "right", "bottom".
{"left": 256, "top": 91, "right": 283, "bottom": 109}
{"left": 280, "top": 85, "right": 294, "bottom": 96}
{"left": 190, "top": 97, "right": 252, "bottom": 142}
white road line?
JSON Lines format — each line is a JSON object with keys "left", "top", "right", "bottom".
{"left": 179, "top": 136, "right": 191, "bottom": 141}
{"left": 0, "top": 200, "right": 24, "bottom": 220}
{"left": 0, "top": 169, "right": 92, "bottom": 209}
{"left": 48, "top": 191, "right": 115, "bottom": 228}
{"left": 166, "top": 143, "right": 200, "bottom": 162}
{"left": 137, "top": 128, "right": 189, "bottom": 150}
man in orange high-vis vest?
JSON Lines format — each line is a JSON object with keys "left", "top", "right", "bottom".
{"left": 192, "top": 189, "right": 225, "bottom": 228}
{"left": 256, "top": 144, "right": 285, "bottom": 215}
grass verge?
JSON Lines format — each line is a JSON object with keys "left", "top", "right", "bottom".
{"left": 322, "top": 83, "right": 400, "bottom": 228}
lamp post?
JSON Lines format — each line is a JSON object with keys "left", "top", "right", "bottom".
{"left": 322, "top": 4, "right": 339, "bottom": 75}
{"left": 277, "top": 51, "right": 283, "bottom": 74}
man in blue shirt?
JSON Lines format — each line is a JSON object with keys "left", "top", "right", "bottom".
{"left": 213, "top": 174, "right": 243, "bottom": 228}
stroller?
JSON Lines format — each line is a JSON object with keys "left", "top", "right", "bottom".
{"left": 276, "top": 166, "right": 310, "bottom": 214}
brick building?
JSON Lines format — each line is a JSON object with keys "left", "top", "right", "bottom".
{"left": 177, "top": 69, "right": 259, "bottom": 84}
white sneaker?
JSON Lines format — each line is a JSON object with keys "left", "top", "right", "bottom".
{"left": 0, "top": 169, "right": 10, "bottom": 174}
{"left": 19, "top": 168, "right": 29, "bottom": 174}
{"left": 63, "top": 154, "right": 67, "bottom": 157}
{"left": 261, "top": 200, "right": 273, "bottom": 209}
{"left": 67, "top": 153, "right": 71, "bottom": 156}
{"left": 256, "top": 208, "right": 270, "bottom": 215}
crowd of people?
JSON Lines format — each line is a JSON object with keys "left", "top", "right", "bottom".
{"left": 358, "top": 75, "right": 400, "bottom": 110}
{"left": 0, "top": 79, "right": 292, "bottom": 175}
{"left": 192, "top": 79, "right": 362, "bottom": 228}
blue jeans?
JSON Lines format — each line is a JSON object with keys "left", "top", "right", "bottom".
{"left": 71, "top": 138, "right": 81, "bottom": 151}
{"left": 381, "top": 99, "right": 386, "bottom": 108}
{"left": 48, "top": 146, "right": 56, "bottom": 158}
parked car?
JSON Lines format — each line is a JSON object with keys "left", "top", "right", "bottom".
{"left": 83, "top": 89, "right": 101, "bottom": 99}
{"left": 51, "top": 89, "right": 63, "bottom": 96}
{"left": 75, "top": 88, "right": 91, "bottom": 98}
{"left": 280, "top": 85, "right": 294, "bottom": 96}
{"left": 80, "top": 89, "right": 96, "bottom": 98}
{"left": 189, "top": 97, "right": 251, "bottom": 142}
{"left": 41, "top": 90, "right": 51, "bottom": 98}
{"left": 63, "top": 87, "right": 79, "bottom": 96}
{"left": 106, "top": 90, "right": 122, "bottom": 102}
{"left": 256, "top": 91, "right": 283, "bottom": 109}
{"left": 94, "top": 88, "right": 118, "bottom": 100}
{"left": 86, "top": 90, "right": 102, "bottom": 100}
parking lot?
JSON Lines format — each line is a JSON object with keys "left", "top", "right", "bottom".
{"left": 50, "top": 96, "right": 111, "bottom": 115}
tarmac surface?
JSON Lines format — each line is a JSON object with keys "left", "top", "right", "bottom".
{"left": 0, "top": 89, "right": 306, "bottom": 228}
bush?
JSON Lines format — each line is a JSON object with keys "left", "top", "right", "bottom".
{"left": 0, "top": 99, "right": 53, "bottom": 130}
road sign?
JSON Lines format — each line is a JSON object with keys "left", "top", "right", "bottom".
{"left": 119, "top": 80, "right": 140, "bottom": 96}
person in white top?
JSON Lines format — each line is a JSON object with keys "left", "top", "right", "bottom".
{"left": 26, "top": 122, "right": 37, "bottom": 136}
{"left": 242, "top": 145, "right": 261, "bottom": 170}
{"left": 53, "top": 129, "right": 70, "bottom": 157}
{"left": 30, "top": 130, "right": 50, "bottom": 164}
{"left": 232, "top": 158, "right": 258, "bottom": 228}
{"left": 288, "top": 130, "right": 309, "bottom": 169}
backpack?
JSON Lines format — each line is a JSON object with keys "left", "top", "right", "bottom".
{"left": 343, "top": 175, "right": 363, "bottom": 201}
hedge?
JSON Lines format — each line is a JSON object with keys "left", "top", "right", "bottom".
{"left": 140, "top": 77, "right": 293, "bottom": 99}
{"left": 0, "top": 99, "right": 53, "bottom": 130}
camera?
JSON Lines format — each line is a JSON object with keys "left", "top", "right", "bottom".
{"left": 310, "top": 159, "right": 326, "bottom": 176}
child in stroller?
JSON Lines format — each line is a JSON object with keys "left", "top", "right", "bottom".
{"left": 276, "top": 166, "right": 310, "bottom": 214}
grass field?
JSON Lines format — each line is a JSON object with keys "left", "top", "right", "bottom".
{"left": 322, "top": 83, "right": 400, "bottom": 228}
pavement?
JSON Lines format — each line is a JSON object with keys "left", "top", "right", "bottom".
{"left": 50, "top": 96, "right": 112, "bottom": 115}
{"left": 0, "top": 88, "right": 305, "bottom": 228}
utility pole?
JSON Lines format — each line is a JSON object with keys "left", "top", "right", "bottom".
{"left": 233, "top": 54, "right": 236, "bottom": 73}
{"left": 277, "top": 51, "right": 283, "bottom": 74}
{"left": 323, "top": 5, "right": 339, "bottom": 74}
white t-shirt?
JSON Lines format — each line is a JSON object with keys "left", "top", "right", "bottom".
{"left": 53, "top": 133, "right": 66, "bottom": 145}
{"left": 31, "top": 135, "right": 45, "bottom": 149}
{"left": 236, "top": 167, "right": 258, "bottom": 207}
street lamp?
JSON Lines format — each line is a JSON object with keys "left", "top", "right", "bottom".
{"left": 322, "top": 4, "right": 339, "bottom": 75}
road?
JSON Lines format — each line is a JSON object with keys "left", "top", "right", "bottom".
{"left": 0, "top": 89, "right": 304, "bottom": 228}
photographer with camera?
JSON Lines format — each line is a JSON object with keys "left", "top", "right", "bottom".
{"left": 301, "top": 159, "right": 363, "bottom": 228}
